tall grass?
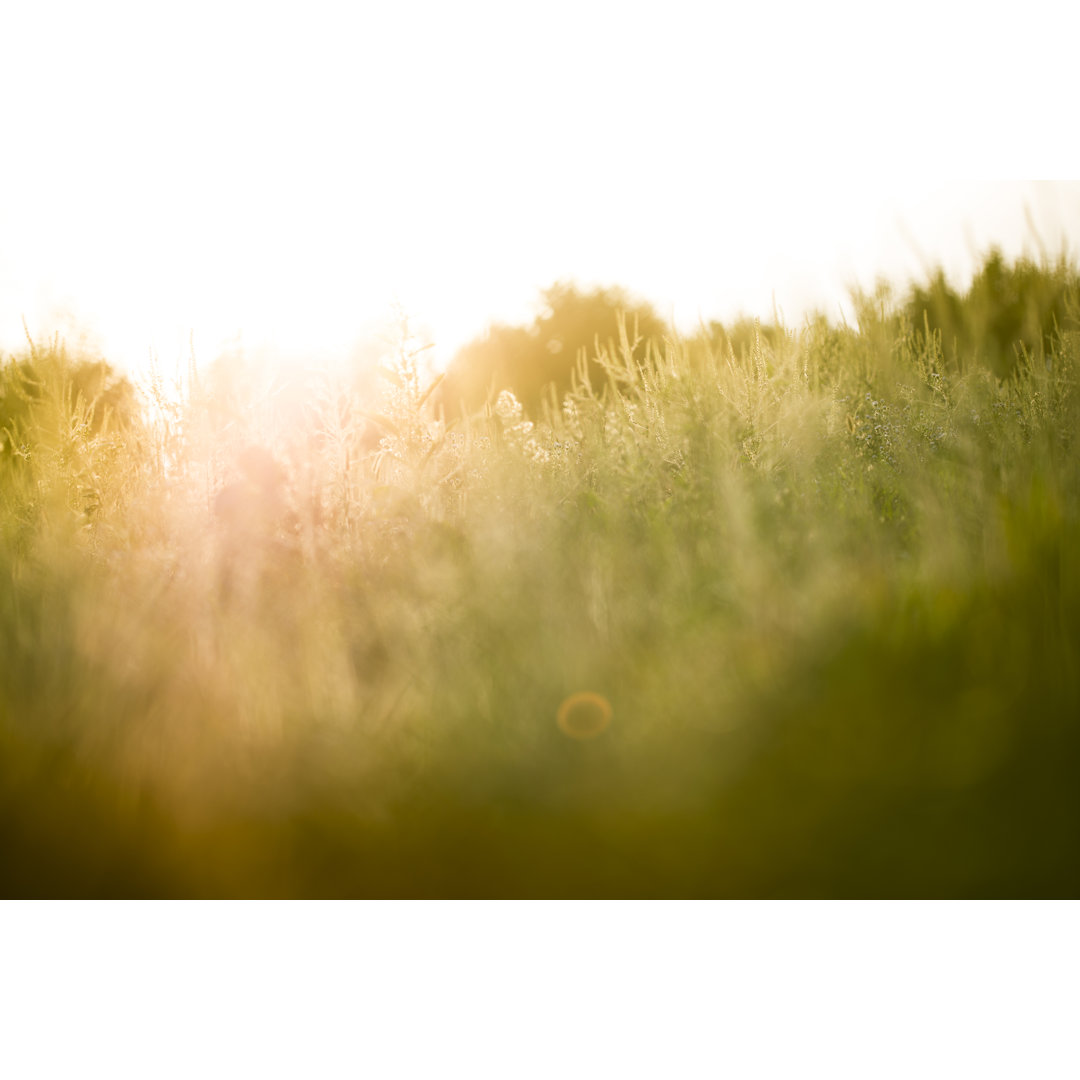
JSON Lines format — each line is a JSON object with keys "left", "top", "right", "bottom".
{"left": 1, "top": 258, "right": 1078, "bottom": 896}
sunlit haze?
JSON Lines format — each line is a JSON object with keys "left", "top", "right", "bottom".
{"left": 4, "top": 0, "right": 1080, "bottom": 904}
{"left": 3, "top": 1, "right": 1077, "bottom": 379}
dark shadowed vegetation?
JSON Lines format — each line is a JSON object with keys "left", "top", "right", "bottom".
{"left": 901, "top": 247, "right": 1078, "bottom": 377}
{"left": 1, "top": 249, "right": 1078, "bottom": 897}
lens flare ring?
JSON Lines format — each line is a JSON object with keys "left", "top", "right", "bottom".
{"left": 556, "top": 692, "right": 612, "bottom": 740}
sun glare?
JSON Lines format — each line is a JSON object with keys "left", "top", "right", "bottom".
{"left": 2, "top": 5, "right": 1077, "bottom": 381}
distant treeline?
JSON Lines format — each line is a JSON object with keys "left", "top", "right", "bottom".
{"left": 3, "top": 248, "right": 1077, "bottom": 433}
{"left": 435, "top": 249, "right": 1080, "bottom": 419}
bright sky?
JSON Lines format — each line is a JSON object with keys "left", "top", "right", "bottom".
{"left": 2, "top": 1, "right": 1078, "bottom": 379}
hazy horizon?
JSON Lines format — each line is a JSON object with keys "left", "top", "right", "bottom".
{"left": 3, "top": 2, "right": 1078, "bottom": 379}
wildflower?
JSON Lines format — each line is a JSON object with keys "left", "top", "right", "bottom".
{"left": 495, "top": 390, "right": 524, "bottom": 424}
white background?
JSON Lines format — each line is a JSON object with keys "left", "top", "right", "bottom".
{"left": 2, "top": 2, "right": 1078, "bottom": 377}
{"left": 2, "top": 903, "right": 1077, "bottom": 1079}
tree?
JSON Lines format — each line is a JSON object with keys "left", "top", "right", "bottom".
{"left": 437, "top": 283, "right": 668, "bottom": 418}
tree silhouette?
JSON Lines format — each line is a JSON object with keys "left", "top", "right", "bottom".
{"left": 437, "top": 282, "right": 668, "bottom": 418}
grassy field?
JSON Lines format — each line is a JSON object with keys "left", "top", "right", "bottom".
{"left": 1, "top": 252, "right": 1078, "bottom": 896}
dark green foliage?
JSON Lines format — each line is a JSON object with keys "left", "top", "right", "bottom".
{"left": 903, "top": 248, "right": 1080, "bottom": 376}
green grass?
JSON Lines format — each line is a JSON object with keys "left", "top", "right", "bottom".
{"left": 1, "top": 254, "right": 1078, "bottom": 896}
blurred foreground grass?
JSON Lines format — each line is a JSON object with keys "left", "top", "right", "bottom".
{"left": 1, "top": 254, "right": 1078, "bottom": 896}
